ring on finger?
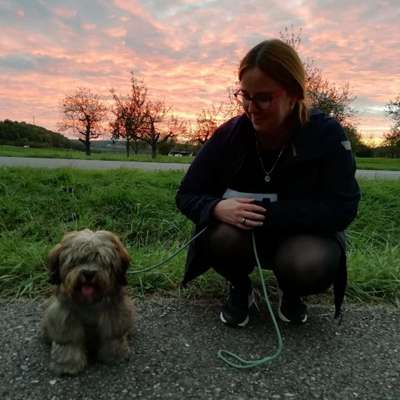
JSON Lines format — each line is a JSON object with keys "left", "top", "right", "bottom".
{"left": 241, "top": 217, "right": 246, "bottom": 225}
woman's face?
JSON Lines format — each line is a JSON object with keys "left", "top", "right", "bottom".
{"left": 239, "top": 67, "right": 296, "bottom": 138}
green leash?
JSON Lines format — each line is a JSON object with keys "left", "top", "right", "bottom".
{"left": 130, "top": 227, "right": 283, "bottom": 369}
{"left": 217, "top": 231, "right": 283, "bottom": 368}
{"left": 129, "top": 227, "right": 208, "bottom": 274}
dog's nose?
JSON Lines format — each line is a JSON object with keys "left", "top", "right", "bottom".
{"left": 82, "top": 270, "right": 96, "bottom": 281}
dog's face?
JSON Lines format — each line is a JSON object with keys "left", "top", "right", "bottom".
{"left": 48, "top": 229, "right": 130, "bottom": 304}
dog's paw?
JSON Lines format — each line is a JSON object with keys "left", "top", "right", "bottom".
{"left": 50, "top": 342, "right": 87, "bottom": 376}
{"left": 97, "top": 336, "right": 130, "bottom": 364}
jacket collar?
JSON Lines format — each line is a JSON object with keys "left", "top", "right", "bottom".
{"left": 290, "top": 109, "right": 328, "bottom": 160}
{"left": 235, "top": 109, "right": 329, "bottom": 164}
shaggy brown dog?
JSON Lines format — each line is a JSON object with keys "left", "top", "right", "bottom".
{"left": 41, "top": 229, "right": 135, "bottom": 375}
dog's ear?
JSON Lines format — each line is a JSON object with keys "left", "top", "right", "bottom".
{"left": 111, "top": 235, "right": 131, "bottom": 286}
{"left": 47, "top": 243, "right": 63, "bottom": 284}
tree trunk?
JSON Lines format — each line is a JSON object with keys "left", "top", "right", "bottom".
{"left": 126, "top": 138, "right": 130, "bottom": 158}
{"left": 133, "top": 138, "right": 139, "bottom": 154}
{"left": 85, "top": 136, "right": 91, "bottom": 156}
{"left": 151, "top": 143, "right": 157, "bottom": 158}
{"left": 84, "top": 128, "right": 91, "bottom": 156}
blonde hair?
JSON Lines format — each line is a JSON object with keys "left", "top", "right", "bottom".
{"left": 239, "top": 39, "right": 309, "bottom": 125}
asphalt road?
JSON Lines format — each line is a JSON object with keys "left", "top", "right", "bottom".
{"left": 1, "top": 297, "right": 399, "bottom": 400}
{"left": 0, "top": 156, "right": 399, "bottom": 179}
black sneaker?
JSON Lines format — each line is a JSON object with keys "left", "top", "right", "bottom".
{"left": 220, "top": 285, "right": 255, "bottom": 327}
{"left": 278, "top": 288, "right": 308, "bottom": 324}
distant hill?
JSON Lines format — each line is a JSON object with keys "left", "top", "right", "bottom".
{"left": 0, "top": 119, "right": 81, "bottom": 149}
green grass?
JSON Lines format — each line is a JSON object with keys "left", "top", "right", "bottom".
{"left": 356, "top": 157, "right": 400, "bottom": 171}
{"left": 0, "top": 144, "right": 193, "bottom": 164}
{"left": 0, "top": 167, "right": 399, "bottom": 305}
{"left": 345, "top": 180, "right": 400, "bottom": 303}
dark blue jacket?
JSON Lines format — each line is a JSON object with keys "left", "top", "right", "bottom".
{"left": 176, "top": 111, "right": 360, "bottom": 317}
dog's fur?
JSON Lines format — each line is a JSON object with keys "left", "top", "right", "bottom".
{"left": 41, "top": 229, "right": 135, "bottom": 375}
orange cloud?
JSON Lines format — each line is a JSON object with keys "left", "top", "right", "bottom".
{"left": 0, "top": 0, "right": 398, "bottom": 145}
{"left": 82, "top": 23, "right": 97, "bottom": 31}
{"left": 52, "top": 6, "right": 77, "bottom": 19}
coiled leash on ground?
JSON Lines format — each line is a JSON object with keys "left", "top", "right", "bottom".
{"left": 129, "top": 226, "right": 283, "bottom": 369}
{"left": 217, "top": 232, "right": 283, "bottom": 368}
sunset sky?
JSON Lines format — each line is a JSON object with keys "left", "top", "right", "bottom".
{"left": 1, "top": 0, "right": 399, "bottom": 144}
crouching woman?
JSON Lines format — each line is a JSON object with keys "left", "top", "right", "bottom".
{"left": 176, "top": 39, "right": 360, "bottom": 327}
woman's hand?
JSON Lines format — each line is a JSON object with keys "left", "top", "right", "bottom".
{"left": 212, "top": 198, "right": 266, "bottom": 230}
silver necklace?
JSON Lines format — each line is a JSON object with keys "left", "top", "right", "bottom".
{"left": 256, "top": 145, "right": 285, "bottom": 183}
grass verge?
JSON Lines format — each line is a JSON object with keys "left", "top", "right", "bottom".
{"left": 0, "top": 167, "right": 399, "bottom": 305}
{"left": 356, "top": 157, "right": 400, "bottom": 171}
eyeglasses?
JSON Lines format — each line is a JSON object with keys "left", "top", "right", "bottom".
{"left": 233, "top": 89, "right": 284, "bottom": 110}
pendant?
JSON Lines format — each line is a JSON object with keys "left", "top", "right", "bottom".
{"left": 264, "top": 175, "right": 271, "bottom": 183}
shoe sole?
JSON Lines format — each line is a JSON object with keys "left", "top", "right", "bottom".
{"left": 277, "top": 308, "right": 308, "bottom": 324}
{"left": 220, "top": 312, "right": 249, "bottom": 327}
{"left": 219, "top": 290, "right": 255, "bottom": 328}
{"left": 277, "top": 289, "right": 308, "bottom": 324}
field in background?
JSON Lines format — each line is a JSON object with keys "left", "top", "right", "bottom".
{"left": 356, "top": 157, "right": 400, "bottom": 171}
{"left": 1, "top": 145, "right": 400, "bottom": 170}
{"left": 0, "top": 167, "right": 399, "bottom": 304}
{"left": 0, "top": 145, "right": 192, "bottom": 164}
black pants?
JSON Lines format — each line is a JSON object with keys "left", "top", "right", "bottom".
{"left": 207, "top": 223, "right": 342, "bottom": 296}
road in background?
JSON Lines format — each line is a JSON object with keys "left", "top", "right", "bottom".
{"left": 0, "top": 156, "right": 399, "bottom": 179}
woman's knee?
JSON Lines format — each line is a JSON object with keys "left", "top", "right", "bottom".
{"left": 274, "top": 235, "right": 341, "bottom": 295}
{"left": 207, "top": 222, "right": 252, "bottom": 262}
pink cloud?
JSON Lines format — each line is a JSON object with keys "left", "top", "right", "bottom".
{"left": 104, "top": 26, "right": 127, "bottom": 38}
{"left": 82, "top": 23, "right": 97, "bottom": 31}
{"left": 0, "top": 0, "right": 398, "bottom": 144}
{"left": 52, "top": 6, "right": 77, "bottom": 18}
{"left": 112, "top": 0, "right": 164, "bottom": 30}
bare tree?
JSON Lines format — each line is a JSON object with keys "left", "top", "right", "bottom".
{"left": 190, "top": 91, "right": 242, "bottom": 146}
{"left": 190, "top": 104, "right": 227, "bottom": 145}
{"left": 110, "top": 72, "right": 148, "bottom": 157}
{"left": 383, "top": 96, "right": 400, "bottom": 157}
{"left": 305, "top": 65, "right": 356, "bottom": 126}
{"left": 168, "top": 114, "right": 189, "bottom": 139}
{"left": 279, "top": 26, "right": 356, "bottom": 127}
{"left": 382, "top": 129, "right": 400, "bottom": 157}
{"left": 59, "top": 87, "right": 107, "bottom": 155}
{"left": 140, "top": 100, "right": 174, "bottom": 158}
{"left": 157, "top": 115, "right": 190, "bottom": 155}
{"left": 279, "top": 25, "right": 303, "bottom": 53}
{"left": 225, "top": 86, "right": 243, "bottom": 119}
{"left": 386, "top": 95, "right": 400, "bottom": 130}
